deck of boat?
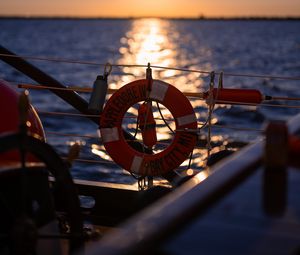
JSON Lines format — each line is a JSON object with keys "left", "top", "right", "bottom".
{"left": 83, "top": 114, "right": 300, "bottom": 255}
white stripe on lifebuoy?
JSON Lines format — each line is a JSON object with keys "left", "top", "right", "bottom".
{"left": 177, "top": 114, "right": 197, "bottom": 127}
{"left": 100, "top": 127, "right": 119, "bottom": 143}
{"left": 130, "top": 156, "right": 143, "bottom": 174}
{"left": 149, "top": 81, "right": 168, "bottom": 102}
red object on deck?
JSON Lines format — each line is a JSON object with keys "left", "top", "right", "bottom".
{"left": 209, "top": 88, "right": 264, "bottom": 104}
{"left": 138, "top": 102, "right": 157, "bottom": 148}
{"left": 289, "top": 136, "right": 300, "bottom": 167}
{"left": 0, "top": 79, "right": 45, "bottom": 163}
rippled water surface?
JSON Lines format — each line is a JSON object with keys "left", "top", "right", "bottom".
{"left": 0, "top": 18, "right": 299, "bottom": 184}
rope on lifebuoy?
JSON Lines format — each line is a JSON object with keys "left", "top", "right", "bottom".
{"left": 100, "top": 79, "right": 198, "bottom": 176}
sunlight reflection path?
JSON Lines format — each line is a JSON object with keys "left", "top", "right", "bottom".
{"left": 99, "top": 19, "right": 223, "bottom": 172}
{"left": 118, "top": 19, "right": 177, "bottom": 79}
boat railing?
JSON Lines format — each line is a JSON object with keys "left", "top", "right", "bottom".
{"left": 1, "top": 45, "right": 300, "bottom": 180}
{"left": 83, "top": 112, "right": 300, "bottom": 255}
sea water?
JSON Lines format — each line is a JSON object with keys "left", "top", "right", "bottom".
{"left": 0, "top": 18, "right": 299, "bottom": 183}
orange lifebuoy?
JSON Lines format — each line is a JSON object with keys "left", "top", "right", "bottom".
{"left": 100, "top": 79, "right": 197, "bottom": 176}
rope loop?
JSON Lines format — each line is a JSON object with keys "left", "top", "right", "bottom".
{"left": 206, "top": 71, "right": 217, "bottom": 159}
{"left": 207, "top": 71, "right": 216, "bottom": 107}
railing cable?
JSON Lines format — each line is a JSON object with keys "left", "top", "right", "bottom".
{"left": 1, "top": 53, "right": 299, "bottom": 81}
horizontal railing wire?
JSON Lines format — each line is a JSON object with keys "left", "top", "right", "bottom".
{"left": 61, "top": 157, "right": 116, "bottom": 165}
{"left": 1, "top": 53, "right": 300, "bottom": 80}
{"left": 46, "top": 131, "right": 100, "bottom": 139}
{"left": 38, "top": 110, "right": 99, "bottom": 118}
{"left": 17, "top": 83, "right": 300, "bottom": 103}
{"left": 45, "top": 123, "right": 262, "bottom": 144}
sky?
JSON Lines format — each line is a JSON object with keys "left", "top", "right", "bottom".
{"left": 1, "top": 0, "right": 300, "bottom": 18}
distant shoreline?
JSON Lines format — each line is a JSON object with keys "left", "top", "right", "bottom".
{"left": 0, "top": 16, "right": 299, "bottom": 21}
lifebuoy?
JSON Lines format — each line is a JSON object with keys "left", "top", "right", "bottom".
{"left": 100, "top": 79, "right": 197, "bottom": 176}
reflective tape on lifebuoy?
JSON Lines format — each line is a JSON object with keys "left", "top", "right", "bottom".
{"left": 100, "top": 79, "right": 197, "bottom": 176}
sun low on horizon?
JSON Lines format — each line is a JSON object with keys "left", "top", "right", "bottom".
{"left": 1, "top": 0, "right": 300, "bottom": 18}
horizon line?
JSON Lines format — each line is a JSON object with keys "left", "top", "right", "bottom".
{"left": 0, "top": 15, "right": 300, "bottom": 20}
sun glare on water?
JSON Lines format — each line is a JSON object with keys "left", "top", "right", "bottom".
{"left": 102, "top": 18, "right": 218, "bottom": 174}
{"left": 118, "top": 18, "right": 177, "bottom": 79}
